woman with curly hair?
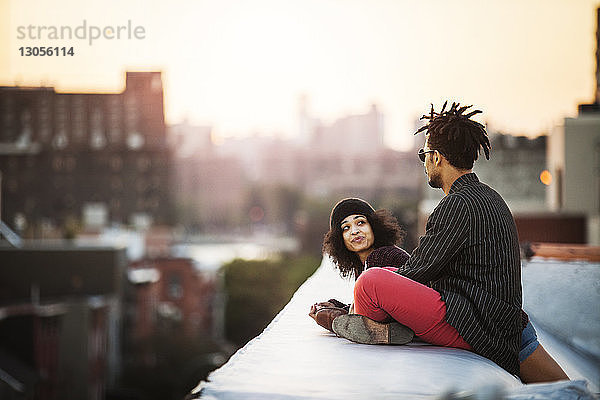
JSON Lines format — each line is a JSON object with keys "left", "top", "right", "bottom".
{"left": 309, "top": 197, "right": 434, "bottom": 346}
{"left": 309, "top": 197, "right": 568, "bottom": 384}
{"left": 322, "top": 197, "right": 408, "bottom": 280}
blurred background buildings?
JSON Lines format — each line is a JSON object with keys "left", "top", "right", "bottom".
{"left": 0, "top": 4, "right": 599, "bottom": 400}
{"left": 0, "top": 72, "right": 173, "bottom": 236}
{"left": 0, "top": 247, "right": 125, "bottom": 400}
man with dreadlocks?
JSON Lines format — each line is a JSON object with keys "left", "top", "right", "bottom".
{"left": 332, "top": 102, "right": 523, "bottom": 376}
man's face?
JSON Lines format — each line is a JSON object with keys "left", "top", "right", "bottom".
{"left": 423, "top": 138, "right": 443, "bottom": 189}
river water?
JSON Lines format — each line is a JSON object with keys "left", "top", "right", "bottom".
{"left": 171, "top": 236, "right": 299, "bottom": 271}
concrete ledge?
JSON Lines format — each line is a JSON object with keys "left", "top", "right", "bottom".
{"left": 194, "top": 258, "right": 523, "bottom": 399}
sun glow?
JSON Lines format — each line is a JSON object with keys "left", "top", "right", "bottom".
{"left": 2, "top": 0, "right": 598, "bottom": 150}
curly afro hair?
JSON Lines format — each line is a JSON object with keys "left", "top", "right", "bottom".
{"left": 322, "top": 208, "right": 405, "bottom": 279}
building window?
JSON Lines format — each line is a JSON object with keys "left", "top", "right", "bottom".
{"left": 136, "top": 180, "right": 149, "bottom": 193}
{"left": 148, "top": 197, "right": 159, "bottom": 210}
{"left": 125, "top": 95, "right": 138, "bottom": 131}
{"left": 38, "top": 126, "right": 50, "bottom": 142}
{"left": 90, "top": 107, "right": 106, "bottom": 150}
{"left": 14, "top": 213, "right": 27, "bottom": 231}
{"left": 52, "top": 156, "right": 64, "bottom": 171}
{"left": 64, "top": 194, "right": 75, "bottom": 209}
{"left": 109, "top": 156, "right": 123, "bottom": 172}
{"left": 72, "top": 96, "right": 85, "bottom": 141}
{"left": 110, "top": 198, "right": 121, "bottom": 210}
{"left": 53, "top": 177, "right": 65, "bottom": 190}
{"left": 65, "top": 156, "right": 76, "bottom": 172}
{"left": 52, "top": 129, "right": 68, "bottom": 149}
{"left": 137, "top": 156, "right": 151, "bottom": 172}
{"left": 168, "top": 273, "right": 183, "bottom": 299}
{"left": 19, "top": 110, "right": 32, "bottom": 142}
{"left": 26, "top": 155, "right": 35, "bottom": 169}
{"left": 7, "top": 179, "right": 18, "bottom": 193}
{"left": 126, "top": 132, "right": 144, "bottom": 150}
{"left": 151, "top": 75, "right": 162, "bottom": 92}
{"left": 25, "top": 197, "right": 36, "bottom": 212}
{"left": 107, "top": 96, "right": 122, "bottom": 143}
{"left": 110, "top": 177, "right": 123, "bottom": 191}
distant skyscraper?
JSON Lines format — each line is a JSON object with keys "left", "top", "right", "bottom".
{"left": 547, "top": 7, "right": 600, "bottom": 245}
{"left": 296, "top": 94, "right": 320, "bottom": 147}
{"left": 580, "top": 7, "right": 600, "bottom": 113}
{"left": 310, "top": 104, "right": 384, "bottom": 155}
{"left": 596, "top": 7, "right": 599, "bottom": 104}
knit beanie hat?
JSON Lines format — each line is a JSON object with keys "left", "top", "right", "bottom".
{"left": 329, "top": 198, "right": 375, "bottom": 229}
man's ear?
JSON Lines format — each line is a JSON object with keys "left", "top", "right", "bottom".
{"left": 434, "top": 150, "right": 443, "bottom": 166}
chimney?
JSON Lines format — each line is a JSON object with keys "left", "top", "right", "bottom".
{"left": 578, "top": 7, "right": 600, "bottom": 114}
{"left": 596, "top": 7, "right": 599, "bottom": 104}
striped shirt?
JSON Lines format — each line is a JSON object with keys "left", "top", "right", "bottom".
{"left": 398, "top": 173, "right": 522, "bottom": 376}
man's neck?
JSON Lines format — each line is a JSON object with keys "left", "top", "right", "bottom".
{"left": 442, "top": 169, "right": 472, "bottom": 195}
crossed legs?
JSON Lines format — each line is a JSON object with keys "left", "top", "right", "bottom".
{"left": 353, "top": 267, "right": 471, "bottom": 350}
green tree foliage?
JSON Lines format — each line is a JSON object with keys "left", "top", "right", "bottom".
{"left": 222, "top": 255, "right": 320, "bottom": 346}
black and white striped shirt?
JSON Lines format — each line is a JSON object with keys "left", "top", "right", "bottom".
{"left": 399, "top": 173, "right": 522, "bottom": 376}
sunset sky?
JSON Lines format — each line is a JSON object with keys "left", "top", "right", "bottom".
{"left": 1, "top": 0, "right": 598, "bottom": 150}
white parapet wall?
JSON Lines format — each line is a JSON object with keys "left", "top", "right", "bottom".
{"left": 192, "top": 257, "right": 597, "bottom": 399}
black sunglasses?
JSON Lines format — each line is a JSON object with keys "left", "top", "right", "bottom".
{"left": 418, "top": 148, "right": 435, "bottom": 162}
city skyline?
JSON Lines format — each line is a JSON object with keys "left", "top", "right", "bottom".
{"left": 1, "top": 0, "right": 598, "bottom": 151}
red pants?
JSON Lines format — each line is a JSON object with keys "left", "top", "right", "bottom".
{"left": 354, "top": 267, "right": 472, "bottom": 350}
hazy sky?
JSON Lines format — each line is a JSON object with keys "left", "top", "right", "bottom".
{"left": 1, "top": 0, "right": 598, "bottom": 150}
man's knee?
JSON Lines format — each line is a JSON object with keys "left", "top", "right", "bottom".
{"left": 355, "top": 267, "right": 390, "bottom": 294}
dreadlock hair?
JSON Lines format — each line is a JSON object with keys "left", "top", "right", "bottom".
{"left": 415, "top": 101, "right": 491, "bottom": 170}
{"left": 322, "top": 209, "right": 405, "bottom": 280}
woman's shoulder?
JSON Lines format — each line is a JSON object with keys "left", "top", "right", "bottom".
{"left": 366, "top": 245, "right": 410, "bottom": 268}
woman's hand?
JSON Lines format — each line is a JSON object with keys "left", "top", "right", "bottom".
{"left": 308, "top": 300, "right": 349, "bottom": 332}
{"left": 309, "top": 301, "right": 336, "bottom": 320}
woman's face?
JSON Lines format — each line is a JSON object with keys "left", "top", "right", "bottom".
{"left": 340, "top": 214, "right": 374, "bottom": 256}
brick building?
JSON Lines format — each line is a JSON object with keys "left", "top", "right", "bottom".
{"left": 127, "top": 258, "right": 219, "bottom": 341}
{"left": 0, "top": 72, "right": 174, "bottom": 235}
{"left": 0, "top": 246, "right": 126, "bottom": 400}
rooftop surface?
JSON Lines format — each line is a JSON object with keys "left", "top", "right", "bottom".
{"left": 521, "top": 256, "right": 600, "bottom": 391}
{"left": 196, "top": 258, "right": 523, "bottom": 399}
{"left": 194, "top": 256, "right": 599, "bottom": 399}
